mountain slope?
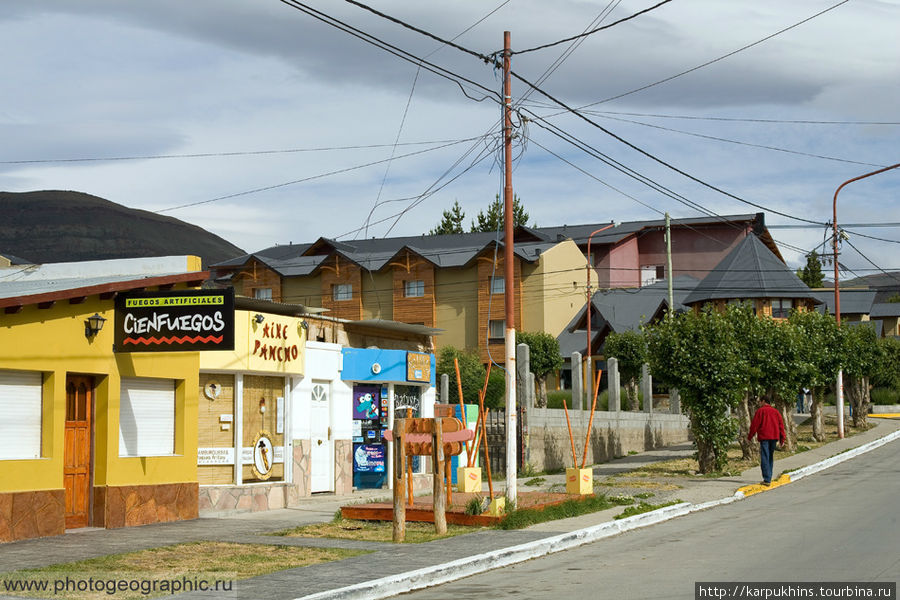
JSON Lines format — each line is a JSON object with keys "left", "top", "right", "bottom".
{"left": 0, "top": 190, "right": 244, "bottom": 267}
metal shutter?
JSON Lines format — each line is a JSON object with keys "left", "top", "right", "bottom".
{"left": 119, "top": 377, "right": 175, "bottom": 457}
{"left": 0, "top": 371, "right": 42, "bottom": 460}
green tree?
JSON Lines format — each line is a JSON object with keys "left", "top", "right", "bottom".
{"left": 796, "top": 251, "right": 825, "bottom": 288}
{"left": 604, "top": 330, "right": 647, "bottom": 411}
{"left": 436, "top": 346, "right": 505, "bottom": 409}
{"left": 789, "top": 309, "right": 843, "bottom": 441}
{"left": 644, "top": 308, "right": 746, "bottom": 473}
{"left": 872, "top": 336, "right": 900, "bottom": 390}
{"left": 842, "top": 324, "right": 881, "bottom": 428}
{"left": 470, "top": 194, "right": 529, "bottom": 232}
{"left": 429, "top": 200, "right": 466, "bottom": 235}
{"left": 516, "top": 331, "right": 563, "bottom": 407}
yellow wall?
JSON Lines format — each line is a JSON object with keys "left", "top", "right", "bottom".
{"left": 199, "top": 310, "right": 306, "bottom": 375}
{"left": 283, "top": 274, "right": 322, "bottom": 307}
{"left": 434, "top": 268, "right": 479, "bottom": 351}
{"left": 0, "top": 295, "right": 199, "bottom": 493}
{"left": 361, "top": 271, "right": 393, "bottom": 320}
{"left": 521, "top": 240, "right": 590, "bottom": 337}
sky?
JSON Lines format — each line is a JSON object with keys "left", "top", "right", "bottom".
{"left": 1, "top": 0, "right": 898, "bottom": 277}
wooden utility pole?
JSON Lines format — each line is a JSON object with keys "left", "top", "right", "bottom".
{"left": 432, "top": 418, "right": 447, "bottom": 534}
{"left": 392, "top": 418, "right": 406, "bottom": 543}
{"left": 502, "top": 30, "right": 518, "bottom": 506}
{"left": 665, "top": 213, "right": 674, "bottom": 316}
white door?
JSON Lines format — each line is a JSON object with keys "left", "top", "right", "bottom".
{"left": 309, "top": 381, "right": 334, "bottom": 492}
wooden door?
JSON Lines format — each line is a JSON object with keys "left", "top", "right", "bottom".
{"left": 64, "top": 376, "right": 93, "bottom": 529}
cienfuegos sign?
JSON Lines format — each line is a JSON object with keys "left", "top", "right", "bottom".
{"left": 114, "top": 289, "right": 235, "bottom": 352}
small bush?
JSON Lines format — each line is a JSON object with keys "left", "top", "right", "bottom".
{"left": 496, "top": 494, "right": 616, "bottom": 530}
{"left": 615, "top": 500, "right": 681, "bottom": 520}
{"left": 870, "top": 387, "right": 900, "bottom": 405}
{"left": 464, "top": 495, "right": 486, "bottom": 516}
{"left": 546, "top": 390, "right": 572, "bottom": 409}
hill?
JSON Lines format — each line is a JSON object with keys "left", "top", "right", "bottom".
{"left": 0, "top": 190, "right": 244, "bottom": 267}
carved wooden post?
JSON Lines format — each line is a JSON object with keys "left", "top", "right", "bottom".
{"left": 392, "top": 418, "right": 407, "bottom": 543}
{"left": 432, "top": 417, "right": 447, "bottom": 534}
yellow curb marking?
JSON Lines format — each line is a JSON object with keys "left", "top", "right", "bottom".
{"left": 737, "top": 473, "right": 792, "bottom": 497}
{"left": 870, "top": 414, "right": 900, "bottom": 419}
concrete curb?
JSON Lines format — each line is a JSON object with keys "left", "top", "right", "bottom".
{"left": 295, "top": 427, "right": 900, "bottom": 600}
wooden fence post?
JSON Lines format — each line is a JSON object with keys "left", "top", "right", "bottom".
{"left": 392, "top": 418, "right": 407, "bottom": 543}
{"left": 432, "top": 417, "right": 447, "bottom": 534}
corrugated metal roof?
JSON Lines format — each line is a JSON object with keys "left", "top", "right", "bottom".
{"left": 870, "top": 302, "right": 900, "bottom": 318}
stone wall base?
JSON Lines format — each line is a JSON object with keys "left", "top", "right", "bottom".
{"left": 198, "top": 482, "right": 294, "bottom": 514}
{"left": 94, "top": 483, "right": 198, "bottom": 529}
{"left": 0, "top": 489, "right": 65, "bottom": 543}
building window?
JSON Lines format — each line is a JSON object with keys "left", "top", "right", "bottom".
{"left": 119, "top": 378, "right": 175, "bottom": 457}
{"left": 641, "top": 265, "right": 664, "bottom": 286}
{"left": 332, "top": 283, "right": 352, "bottom": 301}
{"left": 771, "top": 298, "right": 792, "bottom": 319}
{"left": 490, "top": 276, "right": 505, "bottom": 295}
{"left": 0, "top": 371, "right": 42, "bottom": 460}
{"left": 404, "top": 280, "right": 424, "bottom": 298}
{"left": 488, "top": 319, "right": 506, "bottom": 340}
{"left": 254, "top": 288, "right": 273, "bottom": 301}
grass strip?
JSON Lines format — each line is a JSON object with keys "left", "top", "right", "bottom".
{"left": 273, "top": 518, "right": 480, "bottom": 543}
{"left": 495, "top": 494, "right": 633, "bottom": 530}
{"left": 0, "top": 542, "right": 365, "bottom": 600}
{"left": 615, "top": 500, "right": 682, "bottom": 520}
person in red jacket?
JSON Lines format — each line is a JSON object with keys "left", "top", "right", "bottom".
{"left": 747, "top": 399, "right": 786, "bottom": 485}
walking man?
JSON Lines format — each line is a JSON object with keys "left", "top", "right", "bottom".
{"left": 748, "top": 399, "right": 786, "bottom": 486}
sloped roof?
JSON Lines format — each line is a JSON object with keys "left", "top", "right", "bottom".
{"left": 683, "top": 233, "right": 817, "bottom": 305}
{"left": 812, "top": 289, "right": 876, "bottom": 316}
{"left": 558, "top": 275, "right": 700, "bottom": 356}
{"left": 869, "top": 302, "right": 900, "bottom": 318}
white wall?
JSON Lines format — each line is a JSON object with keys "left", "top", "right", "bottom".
{"left": 295, "top": 341, "right": 353, "bottom": 440}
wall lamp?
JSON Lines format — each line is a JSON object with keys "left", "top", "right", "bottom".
{"left": 259, "top": 397, "right": 267, "bottom": 414}
{"left": 254, "top": 313, "right": 265, "bottom": 324}
{"left": 84, "top": 313, "right": 107, "bottom": 338}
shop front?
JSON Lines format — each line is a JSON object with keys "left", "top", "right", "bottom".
{"left": 197, "top": 299, "right": 307, "bottom": 513}
{"left": 340, "top": 348, "right": 435, "bottom": 491}
{"left": 0, "top": 272, "right": 212, "bottom": 542}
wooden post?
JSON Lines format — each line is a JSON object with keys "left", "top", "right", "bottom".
{"left": 432, "top": 417, "right": 447, "bottom": 534}
{"left": 406, "top": 407, "right": 414, "bottom": 506}
{"left": 392, "top": 418, "right": 407, "bottom": 543}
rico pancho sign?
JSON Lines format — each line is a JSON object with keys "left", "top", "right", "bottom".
{"left": 115, "top": 289, "right": 235, "bottom": 352}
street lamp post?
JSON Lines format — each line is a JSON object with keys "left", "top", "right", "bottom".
{"left": 832, "top": 162, "right": 900, "bottom": 438}
{"left": 585, "top": 224, "right": 615, "bottom": 408}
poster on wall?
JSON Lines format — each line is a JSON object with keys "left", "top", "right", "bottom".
{"left": 353, "top": 444, "right": 385, "bottom": 472}
{"left": 352, "top": 385, "right": 380, "bottom": 420}
{"left": 114, "top": 289, "right": 235, "bottom": 352}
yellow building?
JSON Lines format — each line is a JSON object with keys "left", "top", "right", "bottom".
{"left": 0, "top": 267, "right": 208, "bottom": 542}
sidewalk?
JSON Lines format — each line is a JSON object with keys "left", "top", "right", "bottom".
{"left": 2, "top": 418, "right": 898, "bottom": 600}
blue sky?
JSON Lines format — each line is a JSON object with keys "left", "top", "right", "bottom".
{"left": 0, "top": 1, "right": 897, "bottom": 276}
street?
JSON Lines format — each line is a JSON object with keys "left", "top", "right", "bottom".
{"left": 394, "top": 439, "right": 900, "bottom": 600}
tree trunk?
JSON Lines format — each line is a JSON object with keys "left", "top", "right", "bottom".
{"left": 737, "top": 393, "right": 757, "bottom": 461}
{"left": 538, "top": 377, "right": 548, "bottom": 408}
{"left": 626, "top": 379, "right": 639, "bottom": 411}
{"left": 775, "top": 400, "right": 796, "bottom": 453}
{"left": 810, "top": 386, "right": 825, "bottom": 442}
{"left": 847, "top": 375, "right": 869, "bottom": 428}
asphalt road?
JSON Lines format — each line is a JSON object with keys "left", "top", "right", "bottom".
{"left": 395, "top": 439, "right": 900, "bottom": 600}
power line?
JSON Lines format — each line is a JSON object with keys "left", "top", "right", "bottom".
{"left": 588, "top": 112, "right": 887, "bottom": 168}
{"left": 514, "top": 80, "right": 826, "bottom": 226}
{"left": 512, "top": 0, "right": 672, "bottom": 55}
{"left": 0, "top": 139, "right": 483, "bottom": 165}
{"left": 843, "top": 239, "right": 900, "bottom": 286}
{"left": 278, "top": 0, "right": 500, "bottom": 103}
{"left": 157, "top": 137, "right": 485, "bottom": 213}
{"left": 571, "top": 0, "right": 851, "bottom": 107}
{"left": 581, "top": 110, "right": 900, "bottom": 126}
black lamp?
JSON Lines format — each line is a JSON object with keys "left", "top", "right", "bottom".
{"left": 84, "top": 313, "right": 107, "bottom": 338}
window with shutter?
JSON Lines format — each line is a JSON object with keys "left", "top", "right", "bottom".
{"left": 0, "top": 371, "right": 42, "bottom": 460}
{"left": 119, "top": 378, "right": 176, "bottom": 457}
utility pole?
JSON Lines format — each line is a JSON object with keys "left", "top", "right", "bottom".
{"left": 502, "top": 31, "right": 517, "bottom": 506}
{"left": 665, "top": 213, "right": 674, "bottom": 316}
{"left": 832, "top": 162, "right": 900, "bottom": 439}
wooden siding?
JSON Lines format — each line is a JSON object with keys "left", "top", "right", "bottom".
{"left": 234, "top": 258, "right": 282, "bottom": 302}
{"left": 242, "top": 375, "right": 285, "bottom": 482}
{"left": 198, "top": 373, "right": 235, "bottom": 485}
{"left": 319, "top": 255, "right": 363, "bottom": 321}
{"left": 391, "top": 252, "right": 436, "bottom": 327}
{"left": 477, "top": 256, "right": 522, "bottom": 364}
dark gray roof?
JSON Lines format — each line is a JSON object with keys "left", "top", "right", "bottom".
{"left": 558, "top": 275, "right": 700, "bottom": 356}
{"left": 534, "top": 213, "right": 760, "bottom": 246}
{"left": 0, "top": 253, "right": 33, "bottom": 265}
{"left": 683, "top": 234, "right": 817, "bottom": 305}
{"left": 812, "top": 289, "right": 875, "bottom": 316}
{"left": 867, "top": 302, "right": 900, "bottom": 318}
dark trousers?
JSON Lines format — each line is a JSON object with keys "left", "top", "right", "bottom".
{"left": 759, "top": 439, "right": 777, "bottom": 483}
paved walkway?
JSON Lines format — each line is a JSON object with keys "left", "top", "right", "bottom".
{"left": 1, "top": 418, "right": 898, "bottom": 600}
